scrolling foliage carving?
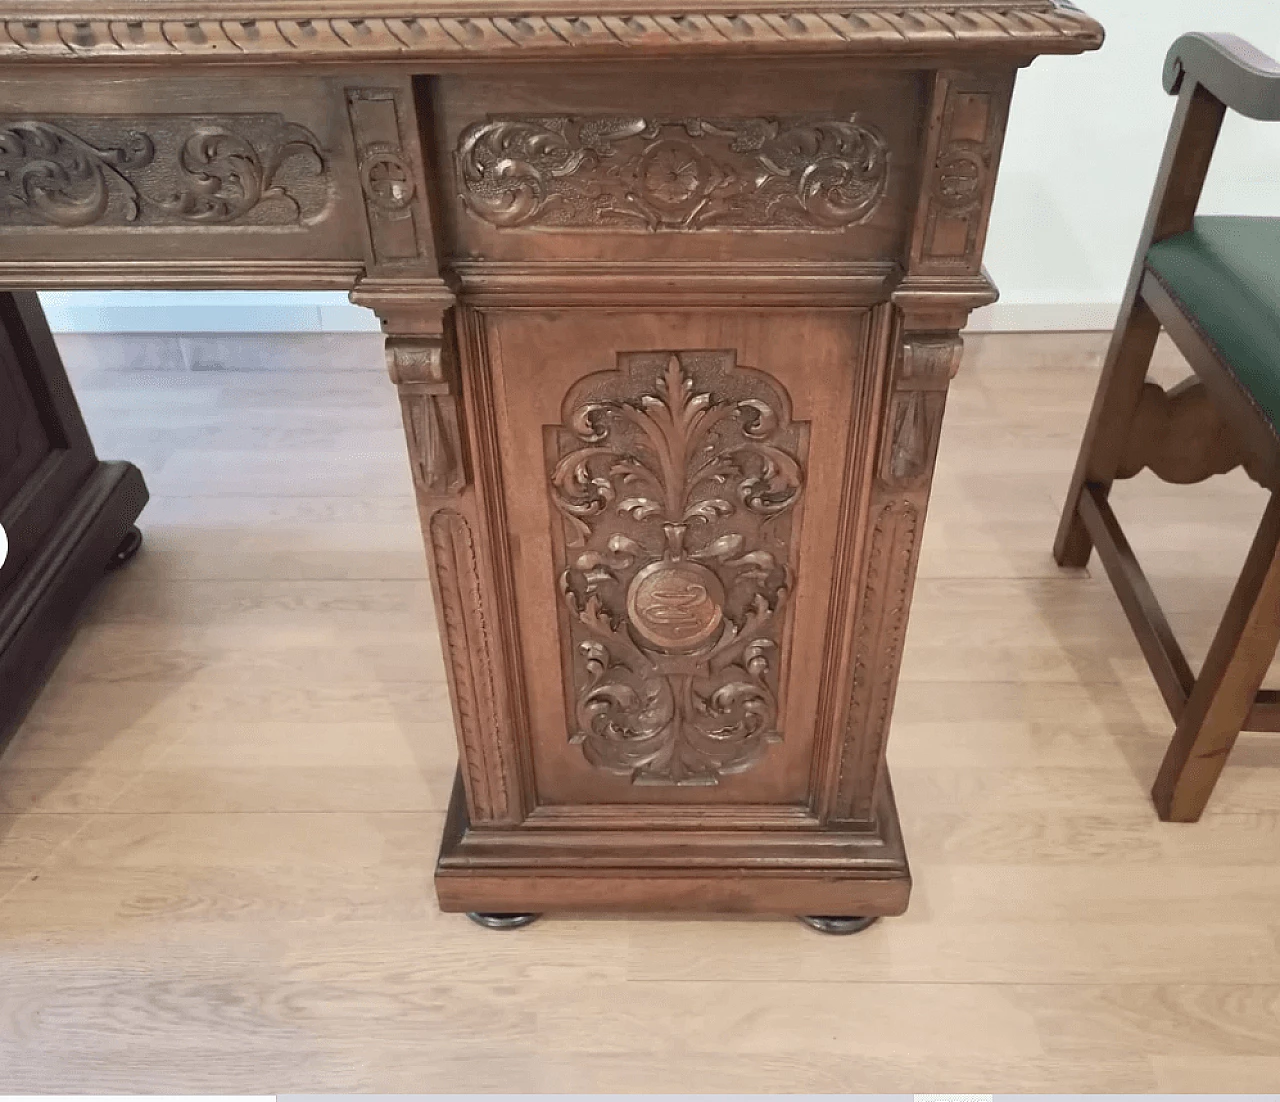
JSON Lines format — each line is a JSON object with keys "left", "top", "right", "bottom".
{"left": 457, "top": 115, "right": 889, "bottom": 232}
{"left": 548, "top": 350, "right": 809, "bottom": 785}
{"left": 0, "top": 116, "right": 330, "bottom": 228}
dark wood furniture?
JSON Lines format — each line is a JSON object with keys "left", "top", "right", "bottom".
{"left": 1056, "top": 32, "right": 1280, "bottom": 824}
{"left": 0, "top": 0, "right": 1102, "bottom": 925}
{"left": 0, "top": 291, "right": 147, "bottom": 749}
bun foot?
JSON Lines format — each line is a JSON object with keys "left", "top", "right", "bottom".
{"left": 107, "top": 525, "right": 143, "bottom": 570}
{"left": 466, "top": 912, "right": 540, "bottom": 930}
{"left": 799, "top": 915, "right": 879, "bottom": 935}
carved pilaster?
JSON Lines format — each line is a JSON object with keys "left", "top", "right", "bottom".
{"left": 358, "top": 279, "right": 527, "bottom": 827}
{"left": 430, "top": 508, "right": 515, "bottom": 824}
{"left": 835, "top": 330, "right": 961, "bottom": 822}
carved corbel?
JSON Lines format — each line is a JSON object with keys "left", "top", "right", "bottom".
{"left": 385, "top": 335, "right": 467, "bottom": 499}
{"left": 1117, "top": 377, "right": 1275, "bottom": 489}
{"left": 879, "top": 333, "right": 962, "bottom": 489}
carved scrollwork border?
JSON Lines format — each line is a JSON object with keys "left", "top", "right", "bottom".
{"left": 0, "top": 114, "right": 331, "bottom": 229}
{"left": 456, "top": 114, "right": 891, "bottom": 233}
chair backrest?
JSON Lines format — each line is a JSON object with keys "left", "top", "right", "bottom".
{"left": 1165, "top": 32, "right": 1280, "bottom": 122}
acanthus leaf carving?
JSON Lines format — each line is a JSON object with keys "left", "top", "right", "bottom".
{"left": 0, "top": 115, "right": 330, "bottom": 229}
{"left": 386, "top": 335, "right": 466, "bottom": 498}
{"left": 880, "top": 334, "right": 959, "bottom": 489}
{"left": 548, "top": 350, "right": 808, "bottom": 785}
{"left": 457, "top": 114, "right": 890, "bottom": 233}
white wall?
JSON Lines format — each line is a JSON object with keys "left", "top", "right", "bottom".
{"left": 973, "top": 0, "right": 1280, "bottom": 330}
{"left": 38, "top": 0, "right": 1280, "bottom": 335}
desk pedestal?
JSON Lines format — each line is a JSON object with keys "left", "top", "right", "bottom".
{"left": 0, "top": 292, "right": 148, "bottom": 749}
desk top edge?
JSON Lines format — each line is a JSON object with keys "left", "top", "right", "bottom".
{"left": 0, "top": 0, "right": 1103, "bottom": 62}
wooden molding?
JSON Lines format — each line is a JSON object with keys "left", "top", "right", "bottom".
{"left": 430, "top": 509, "right": 520, "bottom": 824}
{"left": 0, "top": 4, "right": 1103, "bottom": 63}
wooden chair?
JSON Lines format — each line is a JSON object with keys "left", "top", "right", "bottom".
{"left": 1055, "top": 32, "right": 1280, "bottom": 823}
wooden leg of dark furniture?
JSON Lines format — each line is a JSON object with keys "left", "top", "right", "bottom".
{"left": 1054, "top": 295, "right": 1164, "bottom": 568}
{"left": 0, "top": 291, "right": 149, "bottom": 752}
{"left": 1153, "top": 491, "right": 1280, "bottom": 822}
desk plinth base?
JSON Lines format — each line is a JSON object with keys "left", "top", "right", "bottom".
{"left": 435, "top": 772, "right": 910, "bottom": 919}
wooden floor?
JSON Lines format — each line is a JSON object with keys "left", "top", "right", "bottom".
{"left": 3, "top": 329, "right": 1280, "bottom": 1092}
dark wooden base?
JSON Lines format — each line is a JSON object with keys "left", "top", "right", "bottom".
{"left": 435, "top": 772, "right": 911, "bottom": 918}
{"left": 0, "top": 460, "right": 149, "bottom": 751}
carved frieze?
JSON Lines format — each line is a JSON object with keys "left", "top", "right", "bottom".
{"left": 548, "top": 351, "right": 808, "bottom": 785}
{"left": 457, "top": 115, "right": 890, "bottom": 232}
{"left": 0, "top": 115, "right": 331, "bottom": 228}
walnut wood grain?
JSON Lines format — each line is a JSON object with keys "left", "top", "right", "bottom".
{"left": 0, "top": 0, "right": 1102, "bottom": 916}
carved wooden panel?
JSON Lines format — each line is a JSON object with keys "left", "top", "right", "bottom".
{"left": 456, "top": 115, "right": 890, "bottom": 232}
{"left": 547, "top": 349, "right": 809, "bottom": 785}
{"left": 0, "top": 114, "right": 331, "bottom": 228}
{"left": 880, "top": 335, "right": 961, "bottom": 488}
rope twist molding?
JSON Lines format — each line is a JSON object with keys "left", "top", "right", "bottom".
{"left": 0, "top": 3, "right": 1103, "bottom": 60}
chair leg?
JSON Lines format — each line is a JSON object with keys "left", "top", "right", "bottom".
{"left": 1153, "top": 492, "right": 1280, "bottom": 822}
{"left": 1054, "top": 298, "right": 1164, "bottom": 568}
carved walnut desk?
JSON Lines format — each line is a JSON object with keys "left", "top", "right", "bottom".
{"left": 0, "top": 0, "right": 1101, "bottom": 927}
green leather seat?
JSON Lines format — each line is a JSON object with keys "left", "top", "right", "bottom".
{"left": 1146, "top": 216, "right": 1280, "bottom": 433}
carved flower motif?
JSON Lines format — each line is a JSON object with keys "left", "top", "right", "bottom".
{"left": 640, "top": 141, "right": 703, "bottom": 207}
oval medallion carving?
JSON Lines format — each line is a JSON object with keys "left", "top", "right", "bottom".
{"left": 626, "top": 560, "right": 725, "bottom": 652}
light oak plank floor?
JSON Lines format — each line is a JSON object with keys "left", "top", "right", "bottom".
{"left": 3, "top": 331, "right": 1280, "bottom": 1092}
